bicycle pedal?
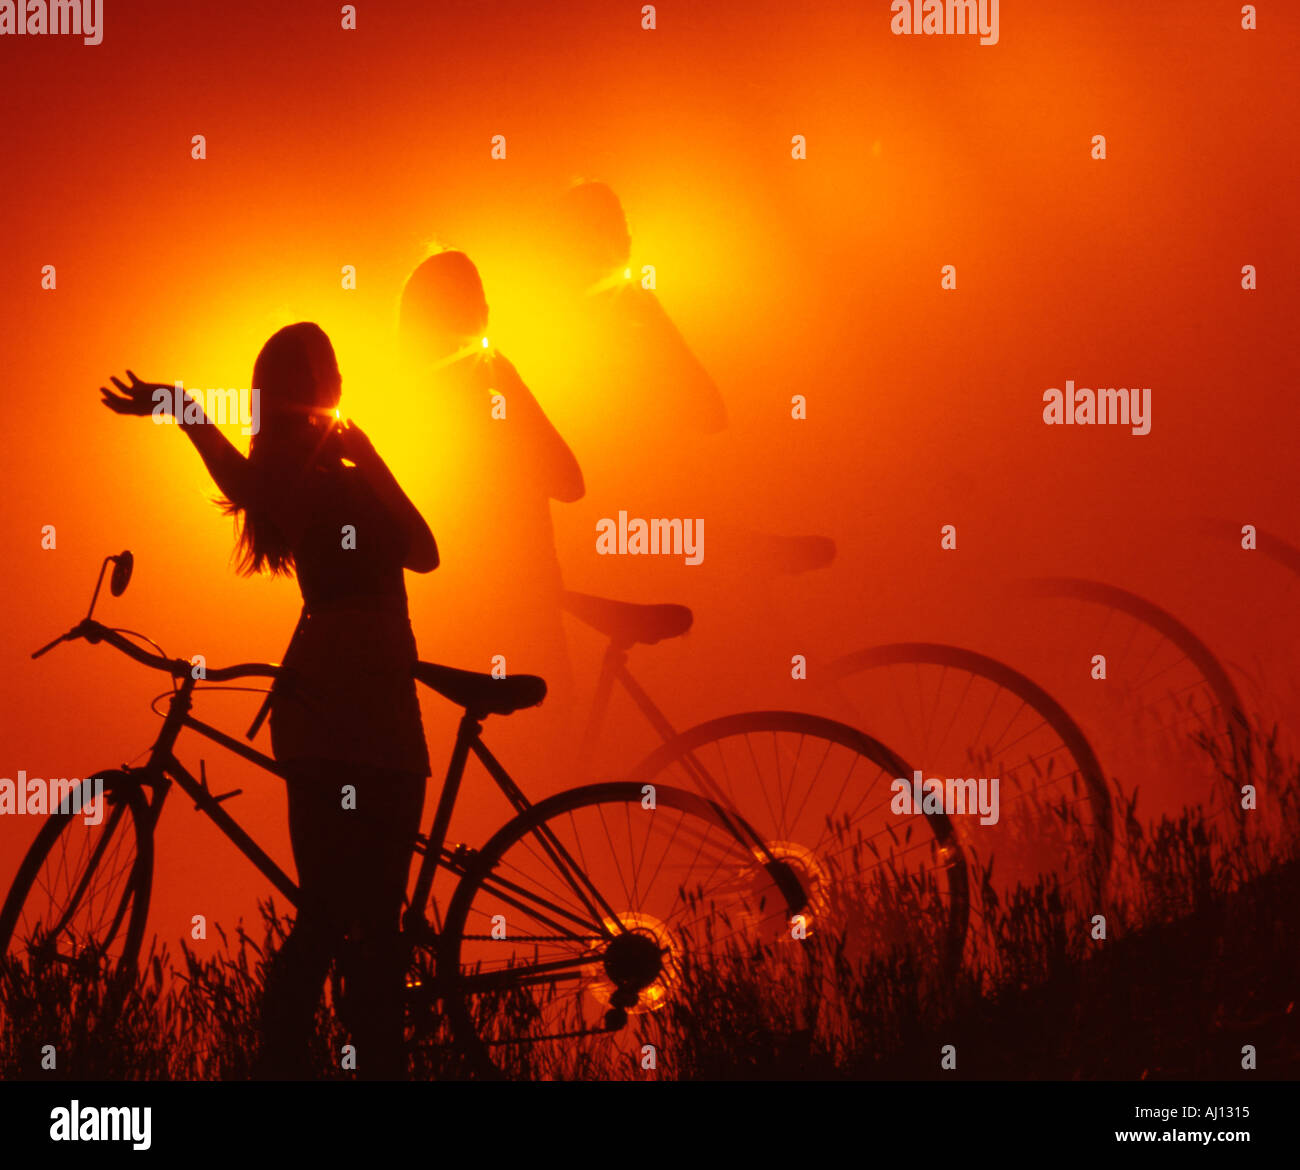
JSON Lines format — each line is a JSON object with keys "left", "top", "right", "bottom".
{"left": 603, "top": 1007, "right": 628, "bottom": 1032}
{"left": 448, "top": 842, "right": 477, "bottom": 867}
{"left": 610, "top": 986, "right": 640, "bottom": 1010}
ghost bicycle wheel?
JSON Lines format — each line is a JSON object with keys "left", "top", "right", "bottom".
{"left": 624, "top": 711, "right": 970, "bottom": 979}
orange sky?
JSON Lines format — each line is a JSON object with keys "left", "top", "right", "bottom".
{"left": 1, "top": 0, "right": 1297, "bottom": 952}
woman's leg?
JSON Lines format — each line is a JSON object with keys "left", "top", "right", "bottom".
{"left": 258, "top": 760, "right": 425, "bottom": 1079}
{"left": 334, "top": 765, "right": 426, "bottom": 1080}
{"left": 258, "top": 762, "right": 344, "bottom": 1079}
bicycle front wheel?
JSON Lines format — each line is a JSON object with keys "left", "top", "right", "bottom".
{"left": 0, "top": 768, "right": 153, "bottom": 984}
{"left": 439, "top": 781, "right": 811, "bottom": 1080}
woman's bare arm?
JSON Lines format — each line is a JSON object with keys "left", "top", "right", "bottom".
{"left": 496, "top": 356, "right": 585, "bottom": 502}
{"left": 177, "top": 404, "right": 253, "bottom": 503}
{"left": 97, "top": 370, "right": 319, "bottom": 543}
{"left": 530, "top": 399, "right": 585, "bottom": 503}
{"left": 335, "top": 421, "right": 439, "bottom": 573}
{"left": 100, "top": 372, "right": 251, "bottom": 501}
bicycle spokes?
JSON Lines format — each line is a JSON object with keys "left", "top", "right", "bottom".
{"left": 441, "top": 784, "right": 808, "bottom": 1078}
{"left": 0, "top": 776, "right": 151, "bottom": 983}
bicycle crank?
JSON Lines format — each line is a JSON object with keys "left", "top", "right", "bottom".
{"left": 585, "top": 912, "right": 675, "bottom": 1021}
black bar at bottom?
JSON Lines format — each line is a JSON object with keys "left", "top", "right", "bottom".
{"left": 0, "top": 1078, "right": 1287, "bottom": 1157}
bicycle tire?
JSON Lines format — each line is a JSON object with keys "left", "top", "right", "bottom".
{"left": 438, "top": 780, "right": 810, "bottom": 1080}
{"left": 822, "top": 644, "right": 1114, "bottom": 909}
{"left": 0, "top": 768, "right": 153, "bottom": 986}
{"left": 624, "top": 710, "right": 970, "bottom": 978}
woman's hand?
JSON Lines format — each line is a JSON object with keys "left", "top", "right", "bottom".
{"left": 333, "top": 417, "right": 437, "bottom": 572}
{"left": 334, "top": 418, "right": 378, "bottom": 466}
{"left": 99, "top": 368, "right": 252, "bottom": 508}
{"left": 99, "top": 370, "right": 175, "bottom": 418}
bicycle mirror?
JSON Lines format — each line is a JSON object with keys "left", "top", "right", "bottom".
{"left": 110, "top": 550, "right": 135, "bottom": 597}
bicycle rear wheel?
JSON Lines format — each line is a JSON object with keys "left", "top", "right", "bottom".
{"left": 438, "top": 781, "right": 810, "bottom": 1079}
{"left": 0, "top": 768, "right": 153, "bottom": 984}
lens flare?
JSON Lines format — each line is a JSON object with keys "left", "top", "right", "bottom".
{"left": 744, "top": 841, "right": 833, "bottom": 938}
{"left": 582, "top": 912, "right": 675, "bottom": 1015}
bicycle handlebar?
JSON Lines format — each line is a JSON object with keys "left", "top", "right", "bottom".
{"left": 32, "top": 619, "right": 280, "bottom": 683}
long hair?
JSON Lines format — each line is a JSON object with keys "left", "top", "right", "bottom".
{"left": 222, "top": 322, "right": 341, "bottom": 576}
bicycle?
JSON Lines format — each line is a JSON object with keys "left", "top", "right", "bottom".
{"left": 1, "top": 551, "right": 811, "bottom": 1079}
{"left": 561, "top": 565, "right": 1115, "bottom": 962}
{"left": 561, "top": 575, "right": 972, "bottom": 980}
{"left": 625, "top": 532, "right": 1116, "bottom": 920}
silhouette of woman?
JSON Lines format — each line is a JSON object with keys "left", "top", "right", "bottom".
{"left": 99, "top": 322, "right": 437, "bottom": 1080}
{"left": 398, "top": 250, "right": 583, "bottom": 698}
{"left": 518, "top": 180, "right": 734, "bottom": 605}
{"left": 547, "top": 180, "right": 727, "bottom": 442}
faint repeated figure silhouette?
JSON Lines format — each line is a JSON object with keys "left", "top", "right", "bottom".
{"left": 547, "top": 180, "right": 728, "bottom": 442}
{"left": 478, "top": 182, "right": 726, "bottom": 635}
{"left": 100, "top": 323, "right": 436, "bottom": 1080}
{"left": 521, "top": 181, "right": 834, "bottom": 704}
{"left": 398, "top": 249, "right": 584, "bottom": 706}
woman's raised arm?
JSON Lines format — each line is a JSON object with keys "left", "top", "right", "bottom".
{"left": 100, "top": 370, "right": 253, "bottom": 504}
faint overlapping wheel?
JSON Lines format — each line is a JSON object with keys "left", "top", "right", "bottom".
{"left": 623, "top": 712, "right": 969, "bottom": 980}
{"left": 819, "top": 645, "right": 1113, "bottom": 923}
{"left": 1014, "top": 578, "right": 1252, "bottom": 833}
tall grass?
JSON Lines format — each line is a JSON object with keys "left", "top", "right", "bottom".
{"left": 2, "top": 719, "right": 1296, "bottom": 1080}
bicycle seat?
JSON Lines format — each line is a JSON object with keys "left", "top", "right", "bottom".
{"left": 413, "top": 661, "right": 547, "bottom": 716}
{"left": 562, "top": 591, "right": 693, "bottom": 646}
{"left": 749, "top": 531, "right": 836, "bottom": 575}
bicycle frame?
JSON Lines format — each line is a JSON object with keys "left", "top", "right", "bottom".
{"left": 406, "top": 710, "right": 540, "bottom": 936}
{"left": 136, "top": 673, "right": 301, "bottom": 908}
{"left": 141, "top": 670, "right": 594, "bottom": 950}
{"left": 571, "top": 638, "right": 803, "bottom": 906}
{"left": 42, "top": 606, "right": 793, "bottom": 979}
{"left": 577, "top": 640, "right": 725, "bottom": 806}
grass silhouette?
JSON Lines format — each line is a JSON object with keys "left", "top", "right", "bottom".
{"left": 2, "top": 718, "right": 1296, "bottom": 1080}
